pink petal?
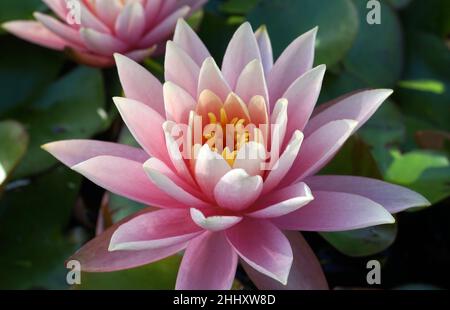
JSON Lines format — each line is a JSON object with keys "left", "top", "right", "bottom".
{"left": 163, "top": 81, "right": 197, "bottom": 124}
{"left": 214, "top": 169, "right": 263, "bottom": 212}
{"left": 113, "top": 97, "right": 171, "bottom": 165}
{"left": 226, "top": 218, "right": 293, "bottom": 285}
{"left": 164, "top": 40, "right": 200, "bottom": 98}
{"left": 94, "top": 0, "right": 122, "bottom": 28}
{"left": 255, "top": 25, "right": 273, "bottom": 76}
{"left": 269, "top": 99, "right": 288, "bottom": 161}
{"left": 305, "top": 175, "right": 431, "bottom": 214}
{"left": 109, "top": 209, "right": 202, "bottom": 251}
{"left": 263, "top": 130, "right": 304, "bottom": 194}
{"left": 281, "top": 120, "right": 357, "bottom": 186}
{"left": 42, "top": 0, "right": 68, "bottom": 21}
{"left": 79, "top": 1, "right": 111, "bottom": 34}
{"left": 268, "top": 27, "right": 317, "bottom": 110}
{"left": 34, "top": 12, "right": 85, "bottom": 48}
{"left": 222, "top": 22, "right": 261, "bottom": 89}
{"left": 124, "top": 46, "right": 155, "bottom": 63}
{"left": 195, "top": 144, "right": 231, "bottom": 201}
{"left": 190, "top": 208, "right": 242, "bottom": 231}
{"left": 70, "top": 209, "right": 188, "bottom": 272}
{"left": 115, "top": 1, "right": 146, "bottom": 44}
{"left": 284, "top": 65, "right": 326, "bottom": 137}
{"left": 198, "top": 57, "right": 232, "bottom": 101}
{"left": 2, "top": 21, "right": 68, "bottom": 50}
{"left": 144, "top": 0, "right": 163, "bottom": 29}
{"left": 114, "top": 53, "right": 165, "bottom": 116}
{"left": 139, "top": 6, "right": 190, "bottom": 48}
{"left": 243, "top": 231, "right": 328, "bottom": 290}
{"left": 235, "top": 59, "right": 269, "bottom": 105}
{"left": 248, "top": 182, "right": 313, "bottom": 218}
{"left": 176, "top": 232, "right": 238, "bottom": 290}
{"left": 67, "top": 49, "right": 114, "bottom": 67}
{"left": 42, "top": 139, "right": 148, "bottom": 167}
{"left": 80, "top": 28, "right": 127, "bottom": 56}
{"left": 233, "top": 142, "right": 267, "bottom": 177}
{"left": 173, "top": 19, "right": 210, "bottom": 66}
{"left": 72, "top": 155, "right": 185, "bottom": 208}
{"left": 272, "top": 191, "right": 395, "bottom": 231}
{"left": 304, "top": 89, "right": 394, "bottom": 137}
{"left": 144, "top": 159, "right": 211, "bottom": 208}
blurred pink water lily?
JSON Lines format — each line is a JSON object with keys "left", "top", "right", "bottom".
{"left": 43, "top": 20, "right": 430, "bottom": 290}
{"left": 2, "top": 0, "right": 206, "bottom": 67}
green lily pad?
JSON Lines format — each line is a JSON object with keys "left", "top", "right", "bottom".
{"left": 343, "top": 0, "right": 404, "bottom": 87}
{"left": 247, "top": 0, "right": 359, "bottom": 67}
{"left": 12, "top": 67, "right": 109, "bottom": 178}
{"left": 0, "top": 120, "right": 28, "bottom": 189}
{"left": 0, "top": 166, "right": 83, "bottom": 289}
{"left": 321, "top": 224, "right": 398, "bottom": 257}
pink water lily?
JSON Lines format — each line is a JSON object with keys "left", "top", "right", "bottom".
{"left": 2, "top": 0, "right": 206, "bottom": 67}
{"left": 43, "top": 20, "right": 430, "bottom": 290}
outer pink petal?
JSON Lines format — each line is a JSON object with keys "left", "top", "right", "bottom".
{"left": 304, "top": 89, "right": 394, "bottom": 137}
{"left": 123, "top": 46, "right": 155, "bottom": 63}
{"left": 235, "top": 59, "right": 269, "bottom": 105}
{"left": 164, "top": 40, "right": 200, "bottom": 98}
{"left": 42, "top": 0, "right": 68, "bottom": 21}
{"left": 113, "top": 97, "right": 170, "bottom": 165}
{"left": 67, "top": 49, "right": 114, "bottom": 67}
{"left": 34, "top": 12, "right": 85, "bottom": 48}
{"left": 176, "top": 232, "right": 238, "bottom": 290}
{"left": 190, "top": 208, "right": 242, "bottom": 232}
{"left": 94, "top": 0, "right": 122, "bottom": 28}
{"left": 80, "top": 28, "right": 127, "bottom": 56}
{"left": 305, "top": 175, "right": 431, "bottom": 214}
{"left": 268, "top": 27, "right": 317, "bottom": 110}
{"left": 214, "top": 169, "right": 263, "bottom": 212}
{"left": 2, "top": 21, "right": 68, "bottom": 50}
{"left": 70, "top": 209, "right": 188, "bottom": 272}
{"left": 79, "top": 1, "right": 111, "bottom": 34}
{"left": 221, "top": 22, "right": 261, "bottom": 89}
{"left": 109, "top": 209, "right": 202, "bottom": 251}
{"left": 42, "top": 139, "right": 148, "bottom": 166}
{"left": 255, "top": 26, "right": 273, "bottom": 76}
{"left": 248, "top": 182, "right": 313, "bottom": 219}
{"left": 198, "top": 57, "right": 232, "bottom": 101}
{"left": 173, "top": 19, "right": 210, "bottom": 66}
{"left": 71, "top": 155, "right": 186, "bottom": 208}
{"left": 114, "top": 53, "right": 165, "bottom": 116}
{"left": 243, "top": 231, "right": 328, "bottom": 290}
{"left": 283, "top": 65, "right": 326, "bottom": 137}
{"left": 226, "top": 218, "right": 293, "bottom": 285}
{"left": 281, "top": 120, "right": 357, "bottom": 186}
{"left": 163, "top": 82, "right": 197, "bottom": 124}
{"left": 114, "top": 1, "right": 146, "bottom": 44}
{"left": 272, "top": 191, "right": 395, "bottom": 231}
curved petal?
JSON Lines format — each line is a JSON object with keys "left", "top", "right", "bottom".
{"left": 42, "top": 139, "right": 148, "bottom": 167}
{"left": 113, "top": 97, "right": 170, "bottom": 165}
{"left": 255, "top": 25, "right": 273, "bottom": 76}
{"left": 70, "top": 209, "right": 188, "bottom": 272}
{"left": 71, "top": 155, "right": 185, "bottom": 208}
{"left": 67, "top": 49, "right": 114, "bottom": 67}
{"left": 214, "top": 169, "right": 263, "bottom": 212}
{"left": 235, "top": 59, "right": 269, "bottom": 105}
{"left": 79, "top": 1, "right": 111, "bottom": 34}
{"left": 173, "top": 18, "right": 210, "bottom": 66}
{"left": 109, "top": 209, "right": 202, "bottom": 251}
{"left": 80, "top": 28, "right": 127, "bottom": 56}
{"left": 281, "top": 120, "right": 357, "bottom": 186}
{"left": 2, "top": 21, "right": 68, "bottom": 50}
{"left": 190, "top": 208, "right": 242, "bottom": 231}
{"left": 304, "top": 175, "right": 431, "bottom": 214}
{"left": 163, "top": 82, "right": 197, "bottom": 124}
{"left": 248, "top": 182, "right": 313, "bottom": 219}
{"left": 304, "top": 89, "right": 393, "bottom": 137}
{"left": 115, "top": 1, "right": 146, "bottom": 44}
{"left": 176, "top": 232, "right": 238, "bottom": 290}
{"left": 268, "top": 27, "right": 317, "bottom": 110}
{"left": 94, "top": 0, "right": 122, "bottom": 28}
{"left": 272, "top": 191, "right": 395, "bottom": 231}
{"left": 243, "top": 231, "right": 328, "bottom": 290}
{"left": 124, "top": 46, "right": 155, "bottom": 63}
{"left": 284, "top": 65, "right": 326, "bottom": 136}
{"left": 164, "top": 40, "right": 200, "bottom": 98}
{"left": 233, "top": 141, "right": 267, "bottom": 177}
{"left": 42, "top": 0, "right": 68, "bottom": 21}
{"left": 226, "top": 218, "right": 293, "bottom": 285}
{"left": 198, "top": 57, "right": 231, "bottom": 101}
{"left": 222, "top": 22, "right": 261, "bottom": 89}
{"left": 269, "top": 98, "right": 288, "bottom": 161}
{"left": 114, "top": 54, "right": 165, "bottom": 116}
{"left": 34, "top": 12, "right": 85, "bottom": 48}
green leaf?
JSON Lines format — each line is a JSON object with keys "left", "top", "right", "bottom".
{"left": 343, "top": 0, "right": 404, "bottom": 87}
{"left": 384, "top": 150, "right": 450, "bottom": 204}
{"left": 78, "top": 255, "right": 181, "bottom": 289}
{"left": 247, "top": 0, "right": 359, "bottom": 67}
{"left": 0, "top": 37, "right": 64, "bottom": 116}
{"left": 0, "top": 0, "right": 43, "bottom": 26}
{"left": 12, "top": 67, "right": 108, "bottom": 178}
{"left": 385, "top": 0, "right": 412, "bottom": 10}
{"left": 0, "top": 166, "right": 83, "bottom": 289}
{"left": 220, "top": 0, "right": 261, "bottom": 15}
{"left": 0, "top": 120, "right": 28, "bottom": 189}
{"left": 321, "top": 224, "right": 398, "bottom": 257}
